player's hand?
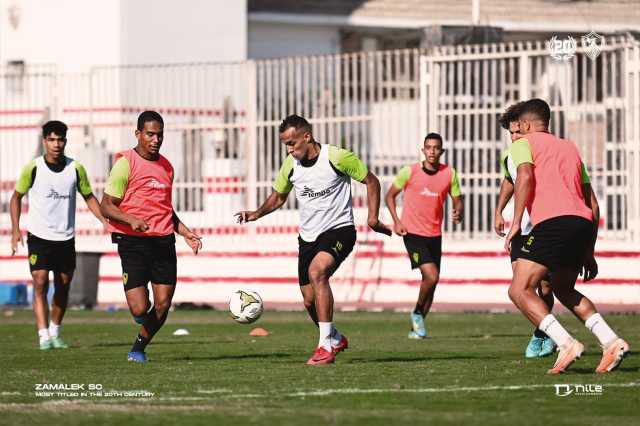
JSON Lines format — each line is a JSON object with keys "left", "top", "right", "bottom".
{"left": 581, "top": 254, "right": 598, "bottom": 282}
{"left": 234, "top": 210, "right": 258, "bottom": 224}
{"left": 393, "top": 221, "right": 408, "bottom": 236}
{"left": 504, "top": 223, "right": 521, "bottom": 255}
{"left": 368, "top": 218, "right": 392, "bottom": 236}
{"left": 452, "top": 209, "right": 463, "bottom": 225}
{"left": 11, "top": 229, "right": 23, "bottom": 256}
{"left": 183, "top": 231, "right": 203, "bottom": 255}
{"left": 128, "top": 217, "right": 149, "bottom": 232}
{"left": 494, "top": 212, "right": 506, "bottom": 237}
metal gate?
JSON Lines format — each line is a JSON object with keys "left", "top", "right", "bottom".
{"left": 421, "top": 36, "right": 640, "bottom": 242}
{"left": 1, "top": 37, "right": 639, "bottom": 246}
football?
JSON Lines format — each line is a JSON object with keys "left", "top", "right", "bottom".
{"left": 229, "top": 289, "right": 264, "bottom": 324}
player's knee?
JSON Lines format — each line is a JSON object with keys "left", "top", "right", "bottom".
{"left": 32, "top": 280, "right": 48, "bottom": 295}
{"left": 129, "top": 303, "right": 148, "bottom": 319}
{"left": 308, "top": 267, "right": 329, "bottom": 285}
{"left": 32, "top": 273, "right": 48, "bottom": 288}
{"left": 507, "top": 285, "right": 522, "bottom": 304}
{"left": 422, "top": 273, "right": 440, "bottom": 285}
{"left": 154, "top": 299, "right": 172, "bottom": 315}
{"left": 303, "top": 296, "right": 314, "bottom": 310}
{"left": 422, "top": 273, "right": 439, "bottom": 286}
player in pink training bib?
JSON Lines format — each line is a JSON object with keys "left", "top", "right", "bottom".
{"left": 386, "top": 133, "right": 463, "bottom": 339}
{"left": 505, "top": 99, "right": 629, "bottom": 375}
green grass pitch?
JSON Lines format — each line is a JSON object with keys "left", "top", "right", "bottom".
{"left": 1, "top": 310, "right": 638, "bottom": 425}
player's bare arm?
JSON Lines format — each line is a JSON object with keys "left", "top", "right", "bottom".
{"left": 494, "top": 178, "right": 514, "bottom": 236}
{"left": 361, "top": 171, "right": 392, "bottom": 236}
{"left": 451, "top": 195, "right": 464, "bottom": 224}
{"left": 172, "top": 211, "right": 202, "bottom": 255}
{"left": 9, "top": 190, "right": 24, "bottom": 255}
{"left": 235, "top": 190, "right": 289, "bottom": 224}
{"left": 384, "top": 183, "right": 407, "bottom": 236}
{"left": 505, "top": 163, "right": 533, "bottom": 253}
{"left": 581, "top": 183, "right": 600, "bottom": 282}
{"left": 100, "top": 193, "right": 149, "bottom": 232}
{"left": 82, "top": 193, "right": 108, "bottom": 229}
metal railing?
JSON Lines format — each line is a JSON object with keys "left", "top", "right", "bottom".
{"left": 1, "top": 36, "right": 638, "bottom": 247}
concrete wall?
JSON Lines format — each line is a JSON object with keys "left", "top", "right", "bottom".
{"left": 0, "top": 0, "right": 247, "bottom": 72}
{"left": 248, "top": 22, "right": 339, "bottom": 59}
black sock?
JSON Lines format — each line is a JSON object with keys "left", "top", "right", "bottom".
{"left": 130, "top": 307, "right": 169, "bottom": 353}
{"left": 131, "top": 334, "right": 150, "bottom": 353}
{"left": 143, "top": 307, "right": 169, "bottom": 336}
{"left": 534, "top": 329, "right": 547, "bottom": 339}
{"left": 413, "top": 304, "right": 424, "bottom": 316}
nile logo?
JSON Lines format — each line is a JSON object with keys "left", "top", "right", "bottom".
{"left": 412, "top": 252, "right": 420, "bottom": 263}
{"left": 237, "top": 290, "right": 259, "bottom": 312}
{"left": 29, "top": 254, "right": 38, "bottom": 265}
{"left": 122, "top": 273, "right": 129, "bottom": 285}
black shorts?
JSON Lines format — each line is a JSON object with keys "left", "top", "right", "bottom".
{"left": 403, "top": 233, "right": 442, "bottom": 270}
{"left": 510, "top": 234, "right": 527, "bottom": 263}
{"left": 112, "top": 233, "right": 177, "bottom": 291}
{"left": 511, "top": 234, "right": 551, "bottom": 281}
{"left": 298, "top": 225, "right": 356, "bottom": 286}
{"left": 27, "top": 233, "right": 76, "bottom": 274}
{"left": 517, "top": 216, "right": 593, "bottom": 272}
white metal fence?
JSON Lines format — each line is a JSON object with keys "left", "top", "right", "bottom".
{"left": 1, "top": 36, "right": 639, "bottom": 246}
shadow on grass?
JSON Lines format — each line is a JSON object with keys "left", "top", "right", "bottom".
{"left": 347, "top": 355, "right": 498, "bottom": 363}
{"left": 91, "top": 340, "right": 234, "bottom": 348}
{"left": 171, "top": 352, "right": 293, "bottom": 361}
{"left": 442, "top": 334, "right": 528, "bottom": 339}
{"left": 567, "top": 366, "right": 639, "bottom": 374}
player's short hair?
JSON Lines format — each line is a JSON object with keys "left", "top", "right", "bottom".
{"left": 42, "top": 120, "right": 68, "bottom": 138}
{"left": 424, "top": 132, "right": 443, "bottom": 148}
{"left": 519, "top": 98, "right": 551, "bottom": 127}
{"left": 498, "top": 102, "right": 525, "bottom": 130}
{"left": 279, "top": 114, "right": 312, "bottom": 134}
{"left": 137, "top": 110, "right": 164, "bottom": 131}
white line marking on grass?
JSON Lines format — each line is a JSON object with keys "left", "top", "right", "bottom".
{"left": 283, "top": 382, "right": 640, "bottom": 397}
{"left": 0, "top": 392, "right": 21, "bottom": 396}
{"left": 195, "top": 389, "right": 233, "bottom": 394}
{"left": 189, "top": 381, "right": 640, "bottom": 401}
{"left": 158, "top": 397, "right": 211, "bottom": 402}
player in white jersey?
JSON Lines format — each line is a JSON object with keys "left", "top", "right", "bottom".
{"left": 10, "top": 121, "right": 106, "bottom": 350}
{"left": 235, "top": 115, "right": 391, "bottom": 365}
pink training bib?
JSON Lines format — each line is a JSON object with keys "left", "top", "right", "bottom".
{"left": 108, "top": 149, "right": 175, "bottom": 236}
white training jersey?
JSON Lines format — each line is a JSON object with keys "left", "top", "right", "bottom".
{"left": 503, "top": 151, "right": 534, "bottom": 235}
{"left": 273, "top": 144, "right": 368, "bottom": 242}
{"left": 15, "top": 156, "right": 93, "bottom": 241}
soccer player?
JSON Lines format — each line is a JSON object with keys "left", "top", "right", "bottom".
{"left": 100, "top": 111, "right": 202, "bottom": 363}
{"left": 497, "top": 103, "right": 599, "bottom": 358}
{"left": 10, "top": 120, "right": 106, "bottom": 350}
{"left": 235, "top": 114, "right": 391, "bottom": 365}
{"left": 505, "top": 99, "right": 629, "bottom": 374}
{"left": 385, "top": 133, "right": 463, "bottom": 339}
{"left": 496, "top": 102, "right": 556, "bottom": 357}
